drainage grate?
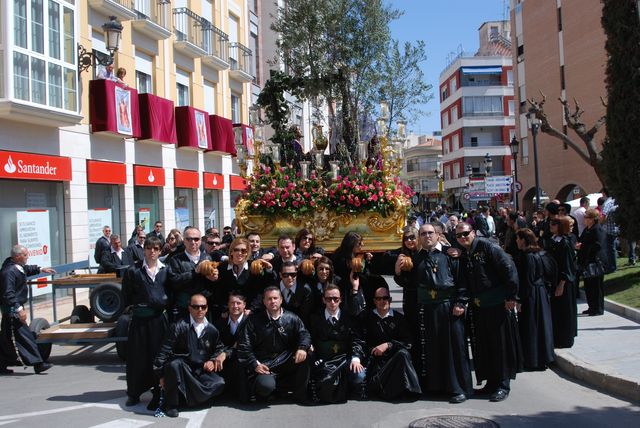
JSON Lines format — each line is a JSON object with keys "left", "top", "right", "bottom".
{"left": 409, "top": 415, "right": 500, "bottom": 428}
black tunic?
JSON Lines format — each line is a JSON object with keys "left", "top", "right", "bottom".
{"left": 360, "top": 309, "right": 422, "bottom": 399}
{"left": 458, "top": 238, "right": 523, "bottom": 387}
{"left": 308, "top": 310, "right": 365, "bottom": 403}
{"left": 99, "top": 248, "right": 134, "bottom": 274}
{"left": 214, "top": 315, "right": 249, "bottom": 400}
{"left": 167, "top": 251, "right": 211, "bottom": 317}
{"left": 395, "top": 246, "right": 471, "bottom": 395}
{"left": 548, "top": 235, "right": 578, "bottom": 348}
{"left": 515, "top": 252, "right": 554, "bottom": 370}
{"left": 217, "top": 261, "right": 276, "bottom": 312}
{"left": 153, "top": 319, "right": 226, "bottom": 407}
{"left": 281, "top": 282, "right": 315, "bottom": 328}
{"left": 121, "top": 261, "right": 169, "bottom": 398}
{"left": 578, "top": 224, "right": 607, "bottom": 315}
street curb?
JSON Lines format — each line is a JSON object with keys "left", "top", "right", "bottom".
{"left": 554, "top": 349, "right": 640, "bottom": 403}
{"left": 604, "top": 298, "right": 640, "bottom": 323}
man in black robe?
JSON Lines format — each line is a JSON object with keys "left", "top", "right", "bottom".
{"left": 0, "top": 245, "right": 55, "bottom": 374}
{"left": 360, "top": 287, "right": 421, "bottom": 400}
{"left": 309, "top": 284, "right": 366, "bottom": 403}
{"left": 99, "top": 234, "right": 133, "bottom": 274}
{"left": 214, "top": 290, "right": 249, "bottom": 401}
{"left": 154, "top": 294, "right": 226, "bottom": 418}
{"left": 279, "top": 261, "right": 314, "bottom": 327}
{"left": 126, "top": 230, "right": 146, "bottom": 263}
{"left": 167, "top": 226, "right": 210, "bottom": 320}
{"left": 121, "top": 236, "right": 169, "bottom": 408}
{"left": 395, "top": 223, "right": 471, "bottom": 403}
{"left": 237, "top": 286, "right": 312, "bottom": 403}
{"left": 271, "top": 235, "right": 302, "bottom": 274}
{"left": 148, "top": 221, "right": 166, "bottom": 247}
{"left": 455, "top": 222, "right": 522, "bottom": 402}
{"left": 94, "top": 225, "right": 112, "bottom": 265}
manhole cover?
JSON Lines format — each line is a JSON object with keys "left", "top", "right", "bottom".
{"left": 409, "top": 415, "right": 500, "bottom": 428}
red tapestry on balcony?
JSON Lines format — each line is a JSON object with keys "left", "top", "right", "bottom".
{"left": 138, "top": 93, "right": 177, "bottom": 145}
{"left": 175, "top": 106, "right": 212, "bottom": 150}
{"left": 89, "top": 79, "right": 141, "bottom": 137}
{"left": 233, "top": 124, "right": 255, "bottom": 156}
{"left": 209, "top": 115, "right": 236, "bottom": 156}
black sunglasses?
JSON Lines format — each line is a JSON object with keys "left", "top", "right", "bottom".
{"left": 281, "top": 272, "right": 297, "bottom": 278}
{"left": 324, "top": 296, "right": 340, "bottom": 302}
{"left": 455, "top": 231, "right": 472, "bottom": 238}
{"left": 374, "top": 296, "right": 391, "bottom": 301}
{"left": 403, "top": 235, "right": 416, "bottom": 241}
{"left": 206, "top": 241, "right": 217, "bottom": 246}
{"left": 185, "top": 237, "right": 201, "bottom": 242}
{"left": 190, "top": 304, "right": 207, "bottom": 310}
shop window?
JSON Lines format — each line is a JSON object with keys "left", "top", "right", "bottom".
{"left": 204, "top": 189, "right": 221, "bottom": 231}
{"left": 175, "top": 188, "right": 195, "bottom": 231}
{"left": 87, "top": 184, "right": 121, "bottom": 267}
{"left": 134, "top": 186, "right": 160, "bottom": 234}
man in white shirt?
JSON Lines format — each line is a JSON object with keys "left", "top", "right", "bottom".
{"left": 279, "top": 261, "right": 314, "bottom": 326}
{"left": 574, "top": 197, "right": 590, "bottom": 236}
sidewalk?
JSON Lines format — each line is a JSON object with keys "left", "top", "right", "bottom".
{"left": 554, "top": 298, "right": 640, "bottom": 403}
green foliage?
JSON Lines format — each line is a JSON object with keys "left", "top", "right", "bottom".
{"left": 601, "top": 0, "right": 640, "bottom": 239}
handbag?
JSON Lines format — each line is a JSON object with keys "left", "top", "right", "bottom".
{"left": 582, "top": 260, "right": 605, "bottom": 279}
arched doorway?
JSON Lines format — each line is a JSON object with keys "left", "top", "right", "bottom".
{"left": 556, "top": 183, "right": 587, "bottom": 202}
{"left": 522, "top": 187, "right": 550, "bottom": 216}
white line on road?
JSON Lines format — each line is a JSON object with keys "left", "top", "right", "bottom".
{"left": 89, "top": 418, "right": 153, "bottom": 428}
{"left": 185, "top": 409, "right": 209, "bottom": 428}
{"left": 0, "top": 420, "right": 20, "bottom": 426}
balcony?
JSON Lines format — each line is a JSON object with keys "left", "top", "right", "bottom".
{"left": 229, "top": 42, "right": 253, "bottom": 82}
{"left": 88, "top": 0, "right": 137, "bottom": 21}
{"left": 202, "top": 23, "right": 230, "bottom": 71}
{"left": 132, "top": 0, "right": 172, "bottom": 40}
{"left": 173, "top": 8, "right": 207, "bottom": 58}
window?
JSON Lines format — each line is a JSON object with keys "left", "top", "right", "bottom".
{"left": 135, "top": 51, "right": 153, "bottom": 94}
{"left": 462, "top": 96, "right": 503, "bottom": 116}
{"left": 31, "top": 57, "right": 46, "bottom": 104}
{"left": 452, "top": 134, "right": 459, "bottom": 151}
{"left": 48, "top": 63, "right": 62, "bottom": 108}
{"left": 470, "top": 136, "right": 478, "bottom": 147}
{"left": 48, "top": 1, "right": 60, "bottom": 59}
{"left": 441, "top": 111, "right": 449, "bottom": 128}
{"left": 31, "top": 0, "right": 45, "bottom": 54}
{"left": 203, "top": 80, "right": 216, "bottom": 114}
{"left": 231, "top": 93, "right": 240, "bottom": 123}
{"left": 453, "top": 163, "right": 460, "bottom": 179}
{"left": 136, "top": 72, "right": 152, "bottom": 94}
{"left": 250, "top": 32, "right": 258, "bottom": 82}
{"left": 507, "top": 70, "right": 513, "bottom": 86}
{"left": 14, "top": 0, "right": 28, "bottom": 48}
{"left": 443, "top": 138, "right": 449, "bottom": 154}
{"left": 13, "top": 52, "right": 30, "bottom": 101}
{"left": 441, "top": 85, "right": 448, "bottom": 101}
{"left": 450, "top": 76, "right": 457, "bottom": 93}
{"left": 451, "top": 105, "right": 458, "bottom": 121}
{"left": 176, "top": 68, "right": 190, "bottom": 106}
{"left": 508, "top": 100, "right": 515, "bottom": 116}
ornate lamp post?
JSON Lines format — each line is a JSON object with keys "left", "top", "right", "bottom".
{"left": 78, "top": 16, "right": 123, "bottom": 74}
{"left": 509, "top": 136, "right": 520, "bottom": 211}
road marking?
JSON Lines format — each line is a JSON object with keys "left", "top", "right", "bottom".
{"left": 89, "top": 418, "right": 153, "bottom": 428}
{"left": 185, "top": 409, "right": 209, "bottom": 428}
{"left": 0, "top": 404, "right": 90, "bottom": 420}
{"left": 0, "top": 420, "right": 20, "bottom": 426}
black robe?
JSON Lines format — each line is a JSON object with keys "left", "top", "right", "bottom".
{"left": 99, "top": 248, "right": 133, "bottom": 274}
{"left": 0, "top": 259, "right": 43, "bottom": 367}
{"left": 153, "top": 319, "right": 226, "bottom": 407}
{"left": 360, "top": 309, "right": 422, "bottom": 399}
{"left": 515, "top": 252, "right": 555, "bottom": 370}
{"left": 458, "top": 238, "right": 523, "bottom": 388}
{"left": 548, "top": 235, "right": 578, "bottom": 348}
{"left": 578, "top": 224, "right": 607, "bottom": 315}
{"left": 308, "top": 310, "right": 365, "bottom": 403}
{"left": 126, "top": 244, "right": 144, "bottom": 264}
{"left": 214, "top": 315, "right": 249, "bottom": 401}
{"left": 94, "top": 236, "right": 110, "bottom": 264}
{"left": 217, "top": 262, "right": 276, "bottom": 313}
{"left": 167, "top": 251, "right": 211, "bottom": 318}
{"left": 281, "top": 282, "right": 315, "bottom": 328}
{"left": 121, "top": 261, "right": 170, "bottom": 398}
{"left": 310, "top": 276, "right": 366, "bottom": 318}
{"left": 395, "top": 246, "right": 471, "bottom": 396}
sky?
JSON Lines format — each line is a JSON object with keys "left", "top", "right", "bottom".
{"left": 389, "top": 0, "right": 507, "bottom": 136}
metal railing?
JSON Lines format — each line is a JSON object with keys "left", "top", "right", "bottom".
{"left": 203, "top": 21, "right": 229, "bottom": 63}
{"left": 110, "top": 0, "right": 135, "bottom": 11}
{"left": 135, "top": 0, "right": 170, "bottom": 30}
{"left": 173, "top": 8, "right": 205, "bottom": 51}
{"left": 229, "top": 42, "right": 252, "bottom": 75}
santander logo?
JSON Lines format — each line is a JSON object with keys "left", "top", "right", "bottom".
{"left": 148, "top": 170, "right": 155, "bottom": 183}
{"left": 213, "top": 176, "right": 218, "bottom": 186}
{"left": 4, "top": 156, "right": 16, "bottom": 173}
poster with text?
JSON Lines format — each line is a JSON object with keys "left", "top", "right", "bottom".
{"left": 138, "top": 208, "right": 151, "bottom": 233}
{"left": 88, "top": 209, "right": 112, "bottom": 267}
{"left": 17, "top": 210, "right": 52, "bottom": 297}
{"left": 115, "top": 86, "right": 132, "bottom": 135}
{"left": 175, "top": 207, "right": 190, "bottom": 232}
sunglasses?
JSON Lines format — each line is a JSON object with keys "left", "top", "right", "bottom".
{"left": 455, "top": 231, "right": 472, "bottom": 238}
{"left": 324, "top": 296, "right": 340, "bottom": 302}
{"left": 206, "top": 241, "right": 217, "bottom": 246}
{"left": 281, "top": 272, "right": 297, "bottom": 278}
{"left": 420, "top": 231, "right": 436, "bottom": 236}
{"left": 403, "top": 235, "right": 416, "bottom": 241}
{"left": 190, "top": 304, "right": 208, "bottom": 310}
{"left": 232, "top": 248, "right": 248, "bottom": 254}
{"left": 374, "top": 296, "right": 391, "bottom": 301}
{"left": 145, "top": 247, "right": 161, "bottom": 252}
{"left": 301, "top": 236, "right": 313, "bottom": 241}
{"left": 185, "top": 237, "right": 201, "bottom": 242}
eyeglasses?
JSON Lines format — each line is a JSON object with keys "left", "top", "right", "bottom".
{"left": 455, "top": 231, "right": 472, "bottom": 239}
{"left": 185, "top": 237, "right": 201, "bottom": 242}
{"left": 374, "top": 296, "right": 391, "bottom": 301}
{"left": 206, "top": 241, "right": 217, "bottom": 246}
{"left": 232, "top": 248, "right": 248, "bottom": 254}
{"left": 167, "top": 236, "right": 176, "bottom": 241}
{"left": 145, "top": 247, "right": 161, "bottom": 252}
{"left": 420, "top": 231, "right": 436, "bottom": 236}
{"left": 281, "top": 272, "right": 297, "bottom": 278}
{"left": 301, "top": 236, "right": 313, "bottom": 241}
{"left": 403, "top": 235, "right": 416, "bottom": 241}
{"left": 324, "top": 296, "right": 340, "bottom": 302}
{"left": 190, "top": 304, "right": 208, "bottom": 310}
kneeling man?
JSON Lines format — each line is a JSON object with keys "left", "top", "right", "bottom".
{"left": 153, "top": 294, "right": 226, "bottom": 417}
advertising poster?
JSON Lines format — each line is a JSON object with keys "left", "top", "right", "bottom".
{"left": 138, "top": 208, "right": 151, "bottom": 233}
{"left": 245, "top": 126, "right": 255, "bottom": 156}
{"left": 195, "top": 110, "right": 208, "bottom": 149}
{"left": 175, "top": 207, "right": 190, "bottom": 232}
{"left": 115, "top": 86, "right": 132, "bottom": 135}
{"left": 88, "top": 209, "right": 112, "bottom": 267}
{"left": 17, "top": 210, "right": 52, "bottom": 297}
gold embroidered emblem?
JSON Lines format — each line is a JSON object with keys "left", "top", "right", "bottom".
{"left": 430, "top": 290, "right": 437, "bottom": 299}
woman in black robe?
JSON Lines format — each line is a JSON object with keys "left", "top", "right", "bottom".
{"left": 577, "top": 209, "right": 607, "bottom": 316}
{"left": 294, "top": 228, "right": 325, "bottom": 260}
{"left": 548, "top": 216, "right": 578, "bottom": 348}
{"left": 515, "top": 228, "right": 554, "bottom": 370}
{"left": 332, "top": 232, "right": 382, "bottom": 307}
{"left": 380, "top": 226, "right": 419, "bottom": 276}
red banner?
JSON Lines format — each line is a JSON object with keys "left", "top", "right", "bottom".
{"left": 138, "top": 93, "right": 177, "bottom": 145}
{"left": 134, "top": 165, "right": 165, "bottom": 186}
{"left": 0, "top": 150, "right": 71, "bottom": 181}
{"left": 174, "top": 169, "right": 199, "bottom": 189}
{"left": 175, "top": 106, "right": 212, "bottom": 150}
{"left": 229, "top": 175, "right": 247, "bottom": 190}
{"left": 87, "top": 160, "right": 126, "bottom": 184}
{"left": 203, "top": 172, "right": 224, "bottom": 190}
{"left": 209, "top": 115, "right": 236, "bottom": 155}
{"left": 89, "top": 79, "right": 141, "bottom": 137}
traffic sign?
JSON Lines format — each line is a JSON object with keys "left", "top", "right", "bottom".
{"left": 513, "top": 181, "right": 523, "bottom": 193}
{"left": 485, "top": 175, "right": 512, "bottom": 194}
{"left": 463, "top": 193, "right": 470, "bottom": 201}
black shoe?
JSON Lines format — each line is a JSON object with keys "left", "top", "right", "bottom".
{"left": 581, "top": 309, "right": 591, "bottom": 315}
{"left": 489, "top": 389, "right": 509, "bottom": 402}
{"left": 165, "top": 407, "right": 179, "bottom": 418}
{"left": 146, "top": 390, "right": 160, "bottom": 411}
{"left": 125, "top": 396, "right": 140, "bottom": 406}
{"left": 0, "top": 367, "right": 14, "bottom": 375}
{"left": 449, "top": 393, "right": 467, "bottom": 404}
{"left": 34, "top": 363, "right": 52, "bottom": 374}
{"left": 589, "top": 312, "right": 604, "bottom": 316}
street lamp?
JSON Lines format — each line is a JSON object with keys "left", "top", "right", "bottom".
{"left": 526, "top": 110, "right": 542, "bottom": 209}
{"left": 509, "top": 136, "right": 520, "bottom": 211}
{"left": 484, "top": 153, "right": 493, "bottom": 176}
{"left": 78, "top": 16, "right": 123, "bottom": 74}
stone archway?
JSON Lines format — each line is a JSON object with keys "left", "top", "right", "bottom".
{"left": 556, "top": 183, "right": 587, "bottom": 202}
{"left": 522, "top": 186, "right": 550, "bottom": 215}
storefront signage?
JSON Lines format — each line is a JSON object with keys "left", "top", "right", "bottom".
{"left": 133, "top": 165, "right": 165, "bottom": 187}
{"left": 203, "top": 172, "right": 224, "bottom": 190}
{"left": 88, "top": 209, "right": 112, "bottom": 267}
{"left": 17, "top": 210, "right": 52, "bottom": 297}
{"left": 174, "top": 169, "right": 199, "bottom": 189}
{"left": 0, "top": 150, "right": 71, "bottom": 182}
{"left": 87, "top": 160, "right": 127, "bottom": 185}
{"left": 229, "top": 175, "right": 247, "bottom": 191}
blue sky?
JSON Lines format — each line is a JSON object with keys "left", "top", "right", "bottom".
{"left": 389, "top": 0, "right": 506, "bottom": 136}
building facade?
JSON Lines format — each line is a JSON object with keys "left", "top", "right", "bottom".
{"left": 439, "top": 21, "right": 515, "bottom": 212}
{"left": 510, "top": 0, "right": 607, "bottom": 212}
{"left": 0, "top": 0, "right": 254, "bottom": 274}
{"left": 401, "top": 134, "right": 443, "bottom": 211}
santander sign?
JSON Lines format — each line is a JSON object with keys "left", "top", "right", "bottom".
{"left": 0, "top": 150, "right": 72, "bottom": 181}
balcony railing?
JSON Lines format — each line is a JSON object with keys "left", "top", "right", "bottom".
{"left": 462, "top": 111, "right": 504, "bottom": 117}
{"left": 88, "top": 0, "right": 137, "bottom": 20}
{"left": 203, "top": 22, "right": 229, "bottom": 63}
{"left": 229, "top": 42, "right": 252, "bottom": 75}
{"left": 173, "top": 7, "right": 206, "bottom": 52}
{"left": 135, "top": 0, "right": 170, "bottom": 29}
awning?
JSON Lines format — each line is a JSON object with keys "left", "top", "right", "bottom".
{"left": 461, "top": 66, "right": 502, "bottom": 74}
